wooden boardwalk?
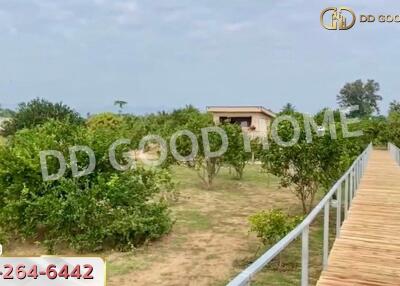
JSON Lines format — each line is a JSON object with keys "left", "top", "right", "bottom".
{"left": 317, "top": 150, "right": 400, "bottom": 286}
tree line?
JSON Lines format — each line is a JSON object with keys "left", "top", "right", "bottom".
{"left": 0, "top": 79, "right": 399, "bottom": 253}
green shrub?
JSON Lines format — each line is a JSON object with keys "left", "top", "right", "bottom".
{"left": 17, "top": 171, "right": 173, "bottom": 252}
{"left": 0, "top": 120, "right": 174, "bottom": 252}
{"left": 249, "top": 209, "right": 302, "bottom": 267}
{"left": 249, "top": 209, "right": 302, "bottom": 247}
{"left": 86, "top": 112, "right": 124, "bottom": 130}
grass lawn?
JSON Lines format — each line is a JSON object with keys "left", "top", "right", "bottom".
{"left": 5, "top": 164, "right": 334, "bottom": 286}
{"left": 105, "top": 165, "right": 333, "bottom": 286}
{"left": 0, "top": 136, "right": 5, "bottom": 145}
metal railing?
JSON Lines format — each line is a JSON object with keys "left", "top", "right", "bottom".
{"left": 388, "top": 143, "right": 400, "bottom": 165}
{"left": 227, "top": 143, "right": 373, "bottom": 286}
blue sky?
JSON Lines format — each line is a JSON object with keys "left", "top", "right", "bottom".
{"left": 0, "top": 0, "right": 399, "bottom": 115}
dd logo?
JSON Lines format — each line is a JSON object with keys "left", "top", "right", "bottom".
{"left": 320, "top": 7, "right": 356, "bottom": 30}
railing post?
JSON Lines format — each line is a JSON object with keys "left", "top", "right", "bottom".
{"left": 336, "top": 185, "right": 342, "bottom": 237}
{"left": 397, "top": 149, "right": 400, "bottom": 165}
{"left": 351, "top": 169, "right": 355, "bottom": 199}
{"left": 363, "top": 154, "right": 366, "bottom": 173}
{"left": 355, "top": 165, "right": 358, "bottom": 193}
{"left": 323, "top": 202, "right": 329, "bottom": 270}
{"left": 301, "top": 225, "right": 309, "bottom": 286}
{"left": 354, "top": 167, "right": 357, "bottom": 195}
{"left": 363, "top": 154, "right": 367, "bottom": 173}
{"left": 353, "top": 167, "right": 357, "bottom": 192}
{"left": 355, "top": 162, "right": 359, "bottom": 190}
{"left": 355, "top": 167, "right": 357, "bottom": 192}
{"left": 349, "top": 170, "right": 353, "bottom": 207}
{"left": 344, "top": 176, "right": 349, "bottom": 219}
{"left": 355, "top": 163, "right": 358, "bottom": 189}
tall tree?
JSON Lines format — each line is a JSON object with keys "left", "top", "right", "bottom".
{"left": 114, "top": 100, "right": 128, "bottom": 114}
{"left": 281, "top": 103, "right": 296, "bottom": 113}
{"left": 337, "top": 79, "right": 382, "bottom": 118}
{"left": 389, "top": 100, "right": 400, "bottom": 114}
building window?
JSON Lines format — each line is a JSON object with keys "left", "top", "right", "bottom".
{"left": 219, "top": 116, "right": 252, "bottom": 128}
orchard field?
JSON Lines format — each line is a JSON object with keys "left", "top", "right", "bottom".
{"left": 1, "top": 91, "right": 400, "bottom": 285}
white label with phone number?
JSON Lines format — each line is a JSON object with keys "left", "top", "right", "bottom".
{"left": 0, "top": 257, "right": 105, "bottom": 285}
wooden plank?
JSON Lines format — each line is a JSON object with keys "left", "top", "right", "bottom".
{"left": 317, "top": 150, "right": 400, "bottom": 286}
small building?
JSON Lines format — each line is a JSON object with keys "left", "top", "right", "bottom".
{"left": 206, "top": 106, "right": 276, "bottom": 138}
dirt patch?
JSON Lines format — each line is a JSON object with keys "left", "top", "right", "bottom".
{"left": 108, "top": 232, "right": 246, "bottom": 286}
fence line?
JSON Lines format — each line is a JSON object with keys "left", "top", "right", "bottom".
{"left": 388, "top": 142, "right": 400, "bottom": 165}
{"left": 227, "top": 144, "right": 373, "bottom": 286}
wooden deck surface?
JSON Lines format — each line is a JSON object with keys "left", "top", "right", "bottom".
{"left": 317, "top": 150, "right": 400, "bottom": 286}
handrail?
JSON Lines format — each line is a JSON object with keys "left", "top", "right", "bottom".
{"left": 227, "top": 143, "right": 373, "bottom": 286}
{"left": 388, "top": 143, "right": 400, "bottom": 165}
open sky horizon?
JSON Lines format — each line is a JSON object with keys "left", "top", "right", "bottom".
{"left": 1, "top": 0, "right": 399, "bottom": 115}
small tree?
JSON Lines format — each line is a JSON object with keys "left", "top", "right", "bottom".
{"left": 195, "top": 156, "right": 222, "bottom": 188}
{"left": 171, "top": 111, "right": 224, "bottom": 189}
{"left": 249, "top": 209, "right": 302, "bottom": 267}
{"left": 221, "top": 123, "right": 250, "bottom": 179}
{"left": 261, "top": 111, "right": 360, "bottom": 214}
{"left": 195, "top": 126, "right": 226, "bottom": 189}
